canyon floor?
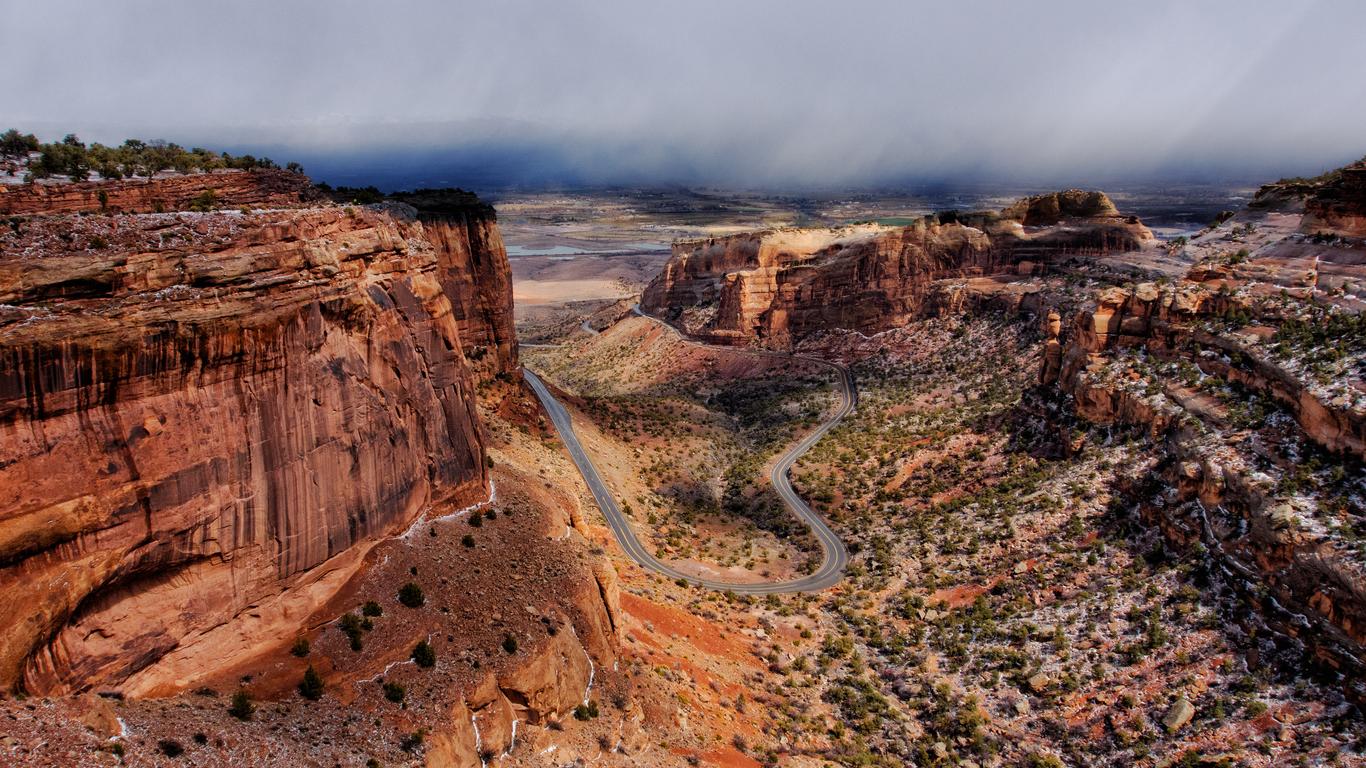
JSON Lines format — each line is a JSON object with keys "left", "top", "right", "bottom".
{"left": 520, "top": 309, "right": 1364, "bottom": 767}
{"left": 504, "top": 179, "right": 1366, "bottom": 767}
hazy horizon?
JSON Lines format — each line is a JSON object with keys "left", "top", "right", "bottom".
{"left": 7, "top": 0, "right": 1366, "bottom": 191}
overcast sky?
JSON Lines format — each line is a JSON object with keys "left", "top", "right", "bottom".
{"left": 6, "top": 0, "right": 1365, "bottom": 188}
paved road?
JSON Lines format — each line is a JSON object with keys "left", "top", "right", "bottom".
{"left": 522, "top": 306, "right": 852, "bottom": 593}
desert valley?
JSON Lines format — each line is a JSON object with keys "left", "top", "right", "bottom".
{"left": 4, "top": 2, "right": 1366, "bottom": 766}
{"left": 0, "top": 131, "right": 1364, "bottom": 767}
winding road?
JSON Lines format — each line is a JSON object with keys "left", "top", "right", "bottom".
{"left": 522, "top": 306, "right": 853, "bottom": 593}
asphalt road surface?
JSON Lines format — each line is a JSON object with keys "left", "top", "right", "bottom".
{"left": 522, "top": 307, "right": 852, "bottom": 593}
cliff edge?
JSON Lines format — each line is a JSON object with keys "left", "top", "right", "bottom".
{"left": 0, "top": 170, "right": 518, "bottom": 696}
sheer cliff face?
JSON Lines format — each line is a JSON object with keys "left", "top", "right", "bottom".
{"left": 0, "top": 174, "right": 517, "bottom": 696}
{"left": 642, "top": 190, "right": 1152, "bottom": 347}
{"left": 421, "top": 212, "right": 519, "bottom": 382}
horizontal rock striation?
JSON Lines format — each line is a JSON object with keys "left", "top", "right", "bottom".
{"left": 1037, "top": 198, "right": 1366, "bottom": 691}
{"left": 393, "top": 190, "right": 519, "bottom": 383}
{"left": 1054, "top": 283, "right": 1366, "bottom": 458}
{"left": 1302, "top": 163, "right": 1366, "bottom": 238}
{"left": 0, "top": 169, "right": 316, "bottom": 216}
{"left": 0, "top": 175, "right": 517, "bottom": 696}
{"left": 642, "top": 190, "right": 1152, "bottom": 347}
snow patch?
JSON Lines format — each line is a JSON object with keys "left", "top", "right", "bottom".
{"left": 400, "top": 480, "right": 497, "bottom": 542}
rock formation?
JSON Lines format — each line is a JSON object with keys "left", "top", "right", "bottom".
{"left": 391, "top": 189, "right": 519, "bottom": 382}
{"left": 1301, "top": 162, "right": 1366, "bottom": 238}
{"left": 427, "top": 579, "right": 620, "bottom": 767}
{"left": 1030, "top": 174, "right": 1366, "bottom": 692}
{"left": 0, "top": 168, "right": 316, "bottom": 216}
{"left": 0, "top": 172, "right": 518, "bottom": 696}
{"left": 641, "top": 190, "right": 1152, "bottom": 347}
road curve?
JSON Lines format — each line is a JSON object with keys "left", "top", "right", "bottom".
{"left": 522, "top": 307, "right": 853, "bottom": 594}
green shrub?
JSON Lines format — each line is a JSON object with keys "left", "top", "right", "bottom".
{"left": 291, "top": 637, "right": 310, "bottom": 657}
{"left": 398, "top": 583, "right": 425, "bottom": 608}
{"left": 362, "top": 601, "right": 383, "bottom": 617}
{"left": 462, "top": 534, "right": 475, "bottom": 548}
{"left": 339, "top": 612, "right": 365, "bottom": 650}
{"left": 412, "top": 640, "right": 436, "bottom": 668}
{"left": 502, "top": 634, "right": 518, "bottom": 654}
{"left": 228, "top": 690, "right": 254, "bottom": 720}
{"left": 382, "top": 681, "right": 406, "bottom": 704}
{"left": 298, "top": 665, "right": 324, "bottom": 700}
{"left": 0, "top": 128, "right": 39, "bottom": 160}
{"left": 187, "top": 189, "right": 218, "bottom": 212}
{"left": 399, "top": 730, "right": 425, "bottom": 753}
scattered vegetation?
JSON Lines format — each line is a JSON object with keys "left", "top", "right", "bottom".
{"left": 412, "top": 640, "right": 436, "bottom": 668}
{"left": 2, "top": 129, "right": 299, "bottom": 182}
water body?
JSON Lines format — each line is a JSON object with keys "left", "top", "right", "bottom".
{"left": 505, "top": 242, "right": 670, "bottom": 258}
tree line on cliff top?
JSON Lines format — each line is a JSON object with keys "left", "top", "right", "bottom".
{"left": 1, "top": 128, "right": 302, "bottom": 182}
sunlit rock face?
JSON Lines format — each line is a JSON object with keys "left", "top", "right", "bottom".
{"left": 0, "top": 172, "right": 517, "bottom": 696}
{"left": 642, "top": 190, "right": 1152, "bottom": 347}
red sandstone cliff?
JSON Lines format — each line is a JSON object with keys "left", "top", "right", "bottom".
{"left": 0, "top": 173, "right": 518, "bottom": 696}
{"left": 391, "top": 190, "right": 519, "bottom": 383}
{"left": 1301, "top": 162, "right": 1366, "bottom": 238}
{"left": 0, "top": 168, "right": 317, "bottom": 216}
{"left": 641, "top": 190, "right": 1152, "bottom": 347}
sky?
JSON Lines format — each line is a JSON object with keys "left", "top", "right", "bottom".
{"left": 5, "top": 0, "right": 1366, "bottom": 190}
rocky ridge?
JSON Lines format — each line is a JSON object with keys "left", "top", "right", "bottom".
{"left": 0, "top": 168, "right": 317, "bottom": 216}
{"left": 641, "top": 189, "right": 1153, "bottom": 347}
{"left": 1037, "top": 181, "right": 1366, "bottom": 694}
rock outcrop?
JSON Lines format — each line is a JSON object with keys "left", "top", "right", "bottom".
{"left": 0, "top": 173, "right": 517, "bottom": 696}
{"left": 1302, "top": 162, "right": 1366, "bottom": 238}
{"left": 0, "top": 169, "right": 316, "bottom": 216}
{"left": 1031, "top": 171, "right": 1366, "bottom": 692}
{"left": 392, "top": 190, "right": 519, "bottom": 382}
{"left": 1056, "top": 282, "right": 1366, "bottom": 458}
{"left": 641, "top": 190, "right": 1151, "bottom": 347}
{"left": 426, "top": 567, "right": 620, "bottom": 767}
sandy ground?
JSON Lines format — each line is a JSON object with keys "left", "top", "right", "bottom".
{"left": 514, "top": 278, "right": 634, "bottom": 306}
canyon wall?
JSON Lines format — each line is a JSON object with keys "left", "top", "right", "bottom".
{"left": 0, "top": 168, "right": 316, "bottom": 216}
{"left": 393, "top": 190, "right": 519, "bottom": 382}
{"left": 0, "top": 174, "right": 517, "bottom": 696}
{"left": 642, "top": 190, "right": 1152, "bottom": 347}
{"left": 1301, "top": 163, "right": 1366, "bottom": 238}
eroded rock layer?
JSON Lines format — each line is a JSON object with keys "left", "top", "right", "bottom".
{"left": 1032, "top": 179, "right": 1366, "bottom": 691}
{"left": 641, "top": 190, "right": 1152, "bottom": 347}
{"left": 0, "top": 169, "right": 316, "bottom": 216}
{"left": 0, "top": 175, "right": 517, "bottom": 696}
